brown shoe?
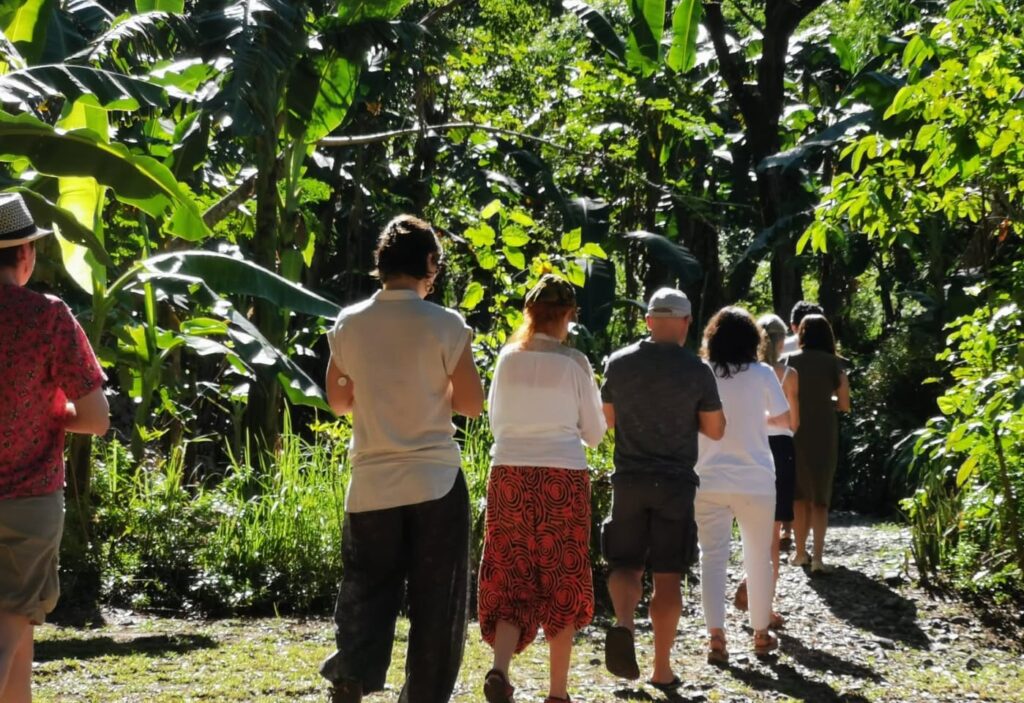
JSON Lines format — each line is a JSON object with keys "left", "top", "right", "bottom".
{"left": 484, "top": 668, "right": 515, "bottom": 703}
{"left": 754, "top": 630, "right": 779, "bottom": 657}
{"left": 707, "top": 632, "right": 728, "bottom": 666}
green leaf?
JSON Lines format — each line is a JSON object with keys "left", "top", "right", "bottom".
{"left": 562, "top": 0, "right": 626, "bottom": 64}
{"left": 289, "top": 56, "right": 360, "bottom": 143}
{"left": 477, "top": 248, "right": 499, "bottom": 270}
{"left": 503, "top": 246, "right": 526, "bottom": 270}
{"left": 0, "top": 0, "right": 53, "bottom": 65}
{"left": 625, "top": 0, "right": 665, "bottom": 75}
{"left": 136, "top": 0, "right": 184, "bottom": 11}
{"left": 560, "top": 227, "right": 582, "bottom": 252}
{"left": 481, "top": 198, "right": 502, "bottom": 220}
{"left": 0, "top": 65, "right": 168, "bottom": 111}
{"left": 141, "top": 251, "right": 341, "bottom": 319}
{"left": 509, "top": 210, "right": 535, "bottom": 227}
{"left": 336, "top": 0, "right": 413, "bottom": 23}
{"left": 10, "top": 187, "right": 112, "bottom": 267}
{"left": 466, "top": 223, "right": 496, "bottom": 248}
{"left": 579, "top": 241, "right": 608, "bottom": 259}
{"left": 0, "top": 111, "right": 209, "bottom": 241}
{"left": 665, "top": 0, "right": 701, "bottom": 73}
{"left": 624, "top": 230, "right": 703, "bottom": 284}
{"left": 992, "top": 129, "right": 1015, "bottom": 158}
{"left": 501, "top": 226, "right": 530, "bottom": 247}
{"left": 955, "top": 455, "right": 978, "bottom": 488}
{"left": 461, "top": 281, "right": 485, "bottom": 311}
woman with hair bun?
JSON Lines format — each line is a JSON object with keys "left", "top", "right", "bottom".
{"left": 479, "top": 274, "right": 606, "bottom": 703}
{"left": 694, "top": 307, "right": 790, "bottom": 664}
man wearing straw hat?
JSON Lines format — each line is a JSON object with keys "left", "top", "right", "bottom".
{"left": 0, "top": 192, "right": 109, "bottom": 702}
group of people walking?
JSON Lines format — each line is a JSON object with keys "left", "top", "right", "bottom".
{"left": 318, "top": 216, "right": 851, "bottom": 703}
{"left": 0, "top": 200, "right": 850, "bottom": 703}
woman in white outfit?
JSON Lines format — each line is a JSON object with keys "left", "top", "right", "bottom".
{"left": 695, "top": 307, "right": 790, "bottom": 663}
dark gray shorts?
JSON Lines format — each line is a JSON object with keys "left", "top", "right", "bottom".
{"left": 601, "top": 475, "right": 697, "bottom": 574}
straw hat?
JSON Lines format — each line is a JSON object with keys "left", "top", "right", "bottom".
{"left": 0, "top": 193, "right": 51, "bottom": 248}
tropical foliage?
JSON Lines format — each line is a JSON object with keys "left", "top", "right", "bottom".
{"left": 0, "top": 0, "right": 1020, "bottom": 608}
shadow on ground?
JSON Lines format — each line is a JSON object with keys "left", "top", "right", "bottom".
{"left": 35, "top": 633, "right": 218, "bottom": 662}
{"left": 728, "top": 660, "right": 872, "bottom": 703}
{"left": 807, "top": 566, "right": 930, "bottom": 649}
{"left": 778, "top": 632, "right": 883, "bottom": 682}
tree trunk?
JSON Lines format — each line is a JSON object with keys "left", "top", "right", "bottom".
{"left": 246, "top": 136, "right": 285, "bottom": 450}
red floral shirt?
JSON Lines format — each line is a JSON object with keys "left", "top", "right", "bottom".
{"left": 0, "top": 284, "right": 104, "bottom": 499}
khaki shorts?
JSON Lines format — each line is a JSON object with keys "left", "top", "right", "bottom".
{"left": 0, "top": 491, "right": 64, "bottom": 624}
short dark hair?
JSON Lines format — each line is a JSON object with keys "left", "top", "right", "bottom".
{"left": 0, "top": 241, "right": 31, "bottom": 269}
{"left": 702, "top": 306, "right": 761, "bottom": 378}
{"left": 799, "top": 314, "right": 836, "bottom": 354}
{"left": 790, "top": 300, "right": 824, "bottom": 328}
{"left": 373, "top": 215, "right": 442, "bottom": 281}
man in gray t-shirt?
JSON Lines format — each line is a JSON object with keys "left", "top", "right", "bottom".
{"left": 599, "top": 288, "right": 725, "bottom": 688}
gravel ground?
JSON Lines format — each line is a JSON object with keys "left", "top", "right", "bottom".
{"left": 33, "top": 513, "right": 1024, "bottom": 702}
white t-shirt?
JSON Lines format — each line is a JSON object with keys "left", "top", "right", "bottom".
{"left": 327, "top": 289, "right": 472, "bottom": 513}
{"left": 696, "top": 362, "right": 790, "bottom": 496}
{"left": 488, "top": 334, "right": 606, "bottom": 469}
{"left": 782, "top": 333, "right": 799, "bottom": 356}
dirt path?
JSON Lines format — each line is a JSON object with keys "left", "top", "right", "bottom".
{"left": 34, "top": 514, "right": 1024, "bottom": 702}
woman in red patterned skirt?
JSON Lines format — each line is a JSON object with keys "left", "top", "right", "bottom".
{"left": 479, "top": 274, "right": 607, "bottom": 703}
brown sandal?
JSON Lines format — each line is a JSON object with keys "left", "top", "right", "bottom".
{"left": 754, "top": 630, "right": 778, "bottom": 657}
{"left": 769, "top": 611, "right": 786, "bottom": 629}
{"left": 706, "top": 632, "right": 728, "bottom": 666}
{"left": 484, "top": 668, "right": 515, "bottom": 703}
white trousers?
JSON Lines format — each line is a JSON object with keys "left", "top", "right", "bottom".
{"left": 695, "top": 490, "right": 775, "bottom": 632}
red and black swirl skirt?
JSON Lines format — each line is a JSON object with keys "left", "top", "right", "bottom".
{"left": 478, "top": 465, "right": 593, "bottom": 654}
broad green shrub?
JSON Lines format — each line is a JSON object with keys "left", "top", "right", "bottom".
{"left": 903, "top": 273, "right": 1024, "bottom": 598}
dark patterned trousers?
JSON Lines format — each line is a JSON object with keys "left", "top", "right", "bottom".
{"left": 320, "top": 472, "right": 470, "bottom": 703}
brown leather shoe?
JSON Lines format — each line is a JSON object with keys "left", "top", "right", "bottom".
{"left": 484, "top": 668, "right": 515, "bottom": 703}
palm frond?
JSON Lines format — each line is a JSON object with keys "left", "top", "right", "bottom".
{"left": 68, "top": 11, "right": 196, "bottom": 66}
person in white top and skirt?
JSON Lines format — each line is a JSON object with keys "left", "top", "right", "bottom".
{"left": 695, "top": 307, "right": 790, "bottom": 663}
{"left": 479, "top": 275, "right": 606, "bottom": 703}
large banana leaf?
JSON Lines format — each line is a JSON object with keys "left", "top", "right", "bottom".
{"left": 563, "top": 0, "right": 626, "bottom": 64}
{"left": 129, "top": 269, "right": 331, "bottom": 411}
{"left": 69, "top": 11, "right": 194, "bottom": 65}
{"left": 625, "top": 0, "right": 665, "bottom": 76}
{"left": 0, "top": 0, "right": 54, "bottom": 65}
{"left": 286, "top": 54, "right": 360, "bottom": 143}
{"left": 8, "top": 186, "right": 111, "bottom": 266}
{"left": 136, "top": 0, "right": 183, "bottom": 10}
{"left": 142, "top": 250, "right": 342, "bottom": 319}
{"left": 625, "top": 230, "right": 703, "bottom": 285}
{"left": 55, "top": 98, "right": 107, "bottom": 293}
{"left": 336, "top": 0, "right": 413, "bottom": 23}
{"left": 0, "top": 64, "right": 168, "bottom": 110}
{"left": 666, "top": 0, "right": 701, "bottom": 73}
{"left": 0, "top": 111, "right": 209, "bottom": 241}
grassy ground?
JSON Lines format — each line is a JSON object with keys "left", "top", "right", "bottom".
{"left": 34, "top": 516, "right": 1024, "bottom": 702}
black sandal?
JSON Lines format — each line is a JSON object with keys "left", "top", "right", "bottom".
{"left": 484, "top": 668, "right": 515, "bottom": 703}
{"left": 605, "top": 625, "right": 641, "bottom": 680}
{"left": 648, "top": 675, "right": 682, "bottom": 692}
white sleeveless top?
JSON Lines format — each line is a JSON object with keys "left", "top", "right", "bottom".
{"left": 767, "top": 366, "right": 794, "bottom": 438}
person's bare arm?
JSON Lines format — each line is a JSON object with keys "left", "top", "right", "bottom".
{"left": 699, "top": 409, "right": 726, "bottom": 440}
{"left": 325, "top": 360, "right": 354, "bottom": 416}
{"left": 602, "top": 403, "right": 615, "bottom": 432}
{"left": 64, "top": 387, "right": 110, "bottom": 436}
{"left": 836, "top": 370, "right": 851, "bottom": 412}
{"left": 784, "top": 369, "right": 800, "bottom": 432}
{"left": 767, "top": 410, "right": 791, "bottom": 429}
{"left": 450, "top": 344, "right": 484, "bottom": 418}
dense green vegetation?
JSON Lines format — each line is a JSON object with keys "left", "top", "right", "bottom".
{"left": 0, "top": 0, "right": 1020, "bottom": 609}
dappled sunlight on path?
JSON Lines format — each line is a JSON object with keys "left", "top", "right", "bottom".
{"left": 33, "top": 515, "right": 1024, "bottom": 702}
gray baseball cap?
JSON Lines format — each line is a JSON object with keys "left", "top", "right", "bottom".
{"left": 647, "top": 288, "right": 692, "bottom": 318}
